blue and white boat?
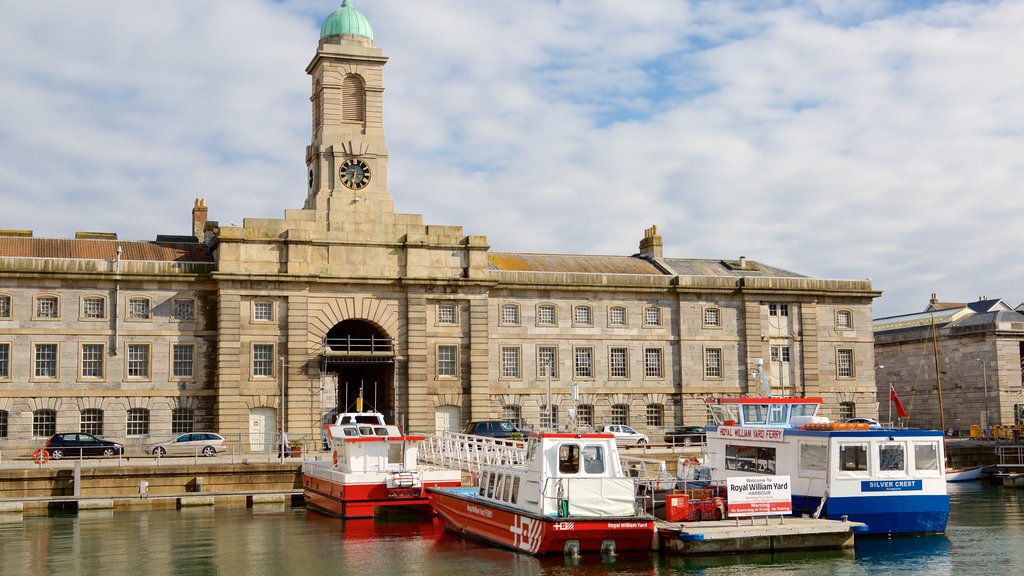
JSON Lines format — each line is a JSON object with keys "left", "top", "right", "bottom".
{"left": 703, "top": 397, "right": 949, "bottom": 535}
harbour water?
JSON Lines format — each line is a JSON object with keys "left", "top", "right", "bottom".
{"left": 0, "top": 482, "right": 1020, "bottom": 575}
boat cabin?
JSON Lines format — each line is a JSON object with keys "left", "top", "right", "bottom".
{"left": 325, "top": 422, "right": 421, "bottom": 474}
{"left": 705, "top": 397, "right": 822, "bottom": 428}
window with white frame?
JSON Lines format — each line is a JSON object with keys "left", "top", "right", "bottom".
{"left": 608, "top": 306, "right": 627, "bottom": 326}
{"left": 704, "top": 347, "right": 722, "bottom": 378}
{"left": 172, "top": 408, "right": 195, "bottom": 434}
{"left": 80, "top": 409, "right": 103, "bottom": 436}
{"left": 127, "top": 344, "right": 150, "bottom": 378}
{"left": 576, "top": 404, "right": 594, "bottom": 428}
{"left": 769, "top": 303, "right": 789, "bottom": 317}
{"left": 500, "top": 304, "right": 520, "bottom": 325}
{"left": 836, "top": 310, "right": 853, "bottom": 330}
{"left": 437, "top": 345, "right": 457, "bottom": 377}
{"left": 33, "top": 409, "right": 56, "bottom": 437}
{"left": 646, "top": 404, "right": 664, "bottom": 427}
{"left": 172, "top": 299, "right": 196, "bottom": 321}
{"left": 127, "top": 408, "right": 150, "bottom": 436}
{"left": 537, "top": 304, "right": 556, "bottom": 326}
{"left": 837, "top": 349, "right": 854, "bottom": 378}
{"left": 703, "top": 307, "right": 721, "bottom": 327}
{"left": 127, "top": 297, "right": 151, "bottom": 320}
{"left": 35, "top": 296, "right": 59, "bottom": 319}
{"left": 0, "top": 295, "right": 10, "bottom": 318}
{"left": 437, "top": 303, "right": 457, "bottom": 325}
{"left": 253, "top": 344, "right": 275, "bottom": 377}
{"left": 770, "top": 345, "right": 791, "bottom": 363}
{"left": 643, "top": 306, "right": 662, "bottom": 326}
{"left": 574, "top": 347, "right": 593, "bottom": 378}
{"left": 253, "top": 301, "right": 274, "bottom": 321}
{"left": 173, "top": 344, "right": 195, "bottom": 378}
{"left": 644, "top": 348, "right": 663, "bottom": 378}
{"left": 573, "top": 305, "right": 593, "bottom": 326}
{"left": 611, "top": 404, "right": 629, "bottom": 426}
{"left": 81, "top": 343, "right": 105, "bottom": 379}
{"left": 537, "top": 346, "right": 558, "bottom": 378}
{"left": 82, "top": 296, "right": 106, "bottom": 319}
{"left": 609, "top": 347, "right": 628, "bottom": 378}
{"left": 34, "top": 343, "right": 58, "bottom": 379}
{"left": 0, "top": 343, "right": 9, "bottom": 379}
{"left": 502, "top": 405, "right": 523, "bottom": 429}
{"left": 501, "top": 346, "right": 521, "bottom": 379}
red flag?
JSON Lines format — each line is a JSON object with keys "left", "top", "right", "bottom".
{"left": 890, "top": 384, "right": 908, "bottom": 418}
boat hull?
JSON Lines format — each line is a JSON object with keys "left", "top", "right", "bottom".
{"left": 946, "top": 466, "right": 984, "bottom": 482}
{"left": 304, "top": 465, "right": 461, "bottom": 518}
{"left": 792, "top": 493, "right": 950, "bottom": 535}
{"left": 428, "top": 487, "right": 655, "bottom": 555}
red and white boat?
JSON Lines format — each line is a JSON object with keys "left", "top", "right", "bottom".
{"left": 302, "top": 413, "right": 463, "bottom": 518}
{"left": 427, "top": 432, "right": 655, "bottom": 556}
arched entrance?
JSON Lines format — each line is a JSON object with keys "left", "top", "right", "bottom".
{"left": 322, "top": 319, "right": 395, "bottom": 423}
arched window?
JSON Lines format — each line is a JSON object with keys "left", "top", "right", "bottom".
{"left": 80, "top": 409, "right": 103, "bottom": 436}
{"left": 33, "top": 409, "right": 56, "bottom": 438}
{"left": 839, "top": 402, "right": 855, "bottom": 421}
{"left": 127, "top": 408, "right": 150, "bottom": 436}
{"left": 173, "top": 408, "right": 195, "bottom": 434}
{"left": 646, "top": 404, "right": 664, "bottom": 427}
{"left": 576, "top": 404, "right": 594, "bottom": 428}
{"left": 502, "top": 404, "right": 522, "bottom": 429}
{"left": 611, "top": 404, "right": 629, "bottom": 426}
{"left": 342, "top": 75, "right": 366, "bottom": 122}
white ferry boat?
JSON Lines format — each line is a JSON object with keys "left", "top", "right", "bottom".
{"left": 703, "top": 397, "right": 949, "bottom": 535}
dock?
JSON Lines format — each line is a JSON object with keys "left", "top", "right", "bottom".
{"left": 656, "top": 516, "right": 866, "bottom": 555}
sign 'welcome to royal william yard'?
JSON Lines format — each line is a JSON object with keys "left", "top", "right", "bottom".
{"left": 726, "top": 475, "right": 793, "bottom": 516}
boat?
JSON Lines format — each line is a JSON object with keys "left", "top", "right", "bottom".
{"left": 426, "top": 432, "right": 656, "bottom": 556}
{"left": 703, "top": 397, "right": 950, "bottom": 535}
{"left": 302, "top": 413, "right": 463, "bottom": 518}
{"left": 945, "top": 465, "right": 985, "bottom": 482}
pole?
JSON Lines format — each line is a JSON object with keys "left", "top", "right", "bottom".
{"left": 931, "top": 316, "right": 946, "bottom": 433}
{"left": 978, "top": 358, "right": 990, "bottom": 428}
{"left": 280, "top": 355, "right": 286, "bottom": 463}
{"left": 546, "top": 360, "right": 553, "bottom": 431}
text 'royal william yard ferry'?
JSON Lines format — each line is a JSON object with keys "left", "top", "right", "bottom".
{"left": 703, "top": 397, "right": 949, "bottom": 535}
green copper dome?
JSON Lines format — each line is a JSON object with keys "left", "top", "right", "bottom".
{"left": 320, "top": 0, "right": 374, "bottom": 40}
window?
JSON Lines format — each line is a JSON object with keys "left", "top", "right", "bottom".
{"left": 501, "top": 346, "right": 521, "bottom": 379}
{"left": 33, "top": 409, "right": 56, "bottom": 437}
{"left": 537, "top": 304, "right": 556, "bottom": 326}
{"left": 82, "top": 296, "right": 106, "bottom": 319}
{"left": 173, "top": 344, "right": 195, "bottom": 378}
{"left": 0, "top": 410, "right": 6, "bottom": 438}
{"left": 80, "top": 409, "right": 103, "bottom": 436}
{"left": 437, "top": 345, "right": 457, "bottom": 377}
{"left": 35, "top": 295, "right": 59, "bottom": 319}
{"left": 172, "top": 408, "right": 195, "bottom": 434}
{"left": 0, "top": 295, "right": 10, "bottom": 318}
{"left": 127, "top": 297, "right": 151, "bottom": 320}
{"left": 799, "top": 443, "right": 828, "bottom": 474}
{"left": 500, "top": 304, "right": 520, "bottom": 325}
{"left": 576, "top": 404, "right": 594, "bottom": 428}
{"left": 611, "top": 404, "right": 629, "bottom": 426}
{"left": 879, "top": 443, "right": 906, "bottom": 472}
{"left": 0, "top": 343, "right": 9, "bottom": 379}
{"left": 703, "top": 307, "right": 721, "bottom": 327}
{"left": 643, "top": 307, "right": 662, "bottom": 326}
{"left": 34, "top": 343, "right": 58, "bottom": 379}
{"left": 253, "top": 301, "right": 274, "bottom": 321}
{"left": 558, "top": 444, "right": 579, "bottom": 474}
{"left": 541, "top": 404, "right": 558, "bottom": 430}
{"left": 437, "top": 303, "right": 457, "bottom": 325}
{"left": 770, "top": 345, "right": 791, "bottom": 363}
{"left": 609, "top": 347, "right": 628, "bottom": 378}
{"left": 704, "top": 348, "right": 722, "bottom": 378}
{"left": 644, "top": 348, "right": 663, "bottom": 378}
{"left": 502, "top": 405, "right": 523, "bottom": 429}
{"left": 573, "top": 305, "right": 593, "bottom": 326}
{"left": 342, "top": 75, "right": 366, "bottom": 122}
{"left": 914, "top": 443, "right": 940, "bottom": 472}
{"left": 81, "top": 343, "right": 105, "bottom": 379}
{"left": 839, "top": 401, "right": 855, "bottom": 421}
{"left": 574, "top": 347, "right": 593, "bottom": 378}
{"left": 769, "top": 303, "right": 789, "bottom": 317}
{"left": 726, "top": 445, "right": 777, "bottom": 474}
{"left": 127, "top": 408, "right": 150, "bottom": 436}
{"left": 582, "top": 445, "right": 605, "bottom": 474}
{"left": 836, "top": 309, "right": 853, "bottom": 329}
{"left": 253, "top": 344, "right": 275, "bottom": 378}
{"left": 608, "top": 306, "right": 627, "bottom": 326}
{"left": 172, "top": 299, "right": 196, "bottom": 321}
{"left": 646, "top": 404, "right": 664, "bottom": 427}
{"left": 537, "top": 346, "right": 558, "bottom": 378}
{"left": 127, "top": 344, "right": 150, "bottom": 378}
{"left": 837, "top": 349, "right": 854, "bottom": 378}
{"left": 840, "top": 443, "right": 868, "bottom": 471}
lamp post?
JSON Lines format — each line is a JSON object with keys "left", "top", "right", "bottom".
{"left": 280, "top": 355, "right": 286, "bottom": 463}
{"left": 544, "top": 358, "right": 553, "bottom": 431}
{"left": 976, "top": 358, "right": 990, "bottom": 429}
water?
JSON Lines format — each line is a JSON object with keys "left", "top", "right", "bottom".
{"left": 0, "top": 483, "right": 1020, "bottom": 576}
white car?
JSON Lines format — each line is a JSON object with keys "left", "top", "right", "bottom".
{"left": 595, "top": 424, "right": 649, "bottom": 445}
{"left": 149, "top": 432, "right": 228, "bottom": 457}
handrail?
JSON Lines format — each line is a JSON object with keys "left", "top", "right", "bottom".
{"left": 322, "top": 336, "right": 394, "bottom": 354}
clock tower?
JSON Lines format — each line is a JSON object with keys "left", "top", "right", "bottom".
{"left": 305, "top": 0, "right": 394, "bottom": 219}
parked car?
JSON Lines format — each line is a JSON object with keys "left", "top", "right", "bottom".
{"left": 844, "top": 417, "right": 881, "bottom": 428}
{"left": 663, "top": 426, "right": 707, "bottom": 446}
{"left": 149, "top": 432, "right": 228, "bottom": 457}
{"left": 595, "top": 424, "right": 648, "bottom": 445}
{"left": 45, "top": 433, "right": 124, "bottom": 460}
{"left": 461, "top": 421, "right": 529, "bottom": 439}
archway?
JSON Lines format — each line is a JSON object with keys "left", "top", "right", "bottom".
{"left": 322, "top": 319, "right": 395, "bottom": 422}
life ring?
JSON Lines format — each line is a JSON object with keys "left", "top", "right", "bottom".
{"left": 32, "top": 449, "right": 50, "bottom": 464}
{"left": 332, "top": 450, "right": 338, "bottom": 466}
{"left": 683, "top": 456, "right": 701, "bottom": 467}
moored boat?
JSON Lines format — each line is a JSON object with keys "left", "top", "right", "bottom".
{"left": 946, "top": 465, "right": 985, "bottom": 483}
{"left": 427, "top": 432, "right": 656, "bottom": 556}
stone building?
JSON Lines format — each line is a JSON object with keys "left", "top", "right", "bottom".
{"left": 874, "top": 294, "right": 1024, "bottom": 431}
{"left": 0, "top": 2, "right": 881, "bottom": 450}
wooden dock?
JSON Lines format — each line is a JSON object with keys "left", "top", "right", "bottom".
{"left": 656, "top": 516, "right": 866, "bottom": 555}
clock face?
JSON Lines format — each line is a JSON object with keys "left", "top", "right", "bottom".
{"left": 339, "top": 158, "right": 371, "bottom": 190}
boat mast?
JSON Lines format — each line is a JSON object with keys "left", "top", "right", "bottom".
{"left": 931, "top": 315, "right": 946, "bottom": 432}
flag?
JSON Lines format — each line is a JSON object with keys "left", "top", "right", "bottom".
{"left": 890, "top": 384, "right": 908, "bottom": 418}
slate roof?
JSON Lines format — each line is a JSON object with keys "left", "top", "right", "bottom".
{"left": 488, "top": 253, "right": 665, "bottom": 275}
{"left": 660, "top": 258, "right": 807, "bottom": 278}
{"left": 0, "top": 237, "right": 213, "bottom": 263}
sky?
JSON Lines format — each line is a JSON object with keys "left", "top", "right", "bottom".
{"left": 2, "top": 0, "right": 1022, "bottom": 318}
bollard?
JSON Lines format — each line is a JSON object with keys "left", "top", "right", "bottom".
{"left": 139, "top": 480, "right": 149, "bottom": 498}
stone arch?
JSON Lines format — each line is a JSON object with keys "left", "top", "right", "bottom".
{"left": 307, "top": 296, "right": 399, "bottom": 352}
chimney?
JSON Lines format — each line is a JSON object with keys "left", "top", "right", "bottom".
{"left": 739, "top": 256, "right": 747, "bottom": 269}
{"left": 192, "top": 198, "right": 208, "bottom": 239}
{"left": 638, "top": 225, "right": 663, "bottom": 259}
{"left": 930, "top": 292, "right": 938, "bottom": 305}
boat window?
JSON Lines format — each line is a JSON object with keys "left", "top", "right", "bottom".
{"left": 725, "top": 444, "right": 776, "bottom": 474}
{"left": 558, "top": 444, "right": 580, "bottom": 474}
{"left": 840, "top": 444, "right": 868, "bottom": 471}
{"left": 879, "top": 443, "right": 905, "bottom": 472}
{"left": 742, "top": 405, "right": 767, "bottom": 425}
{"left": 582, "top": 445, "right": 605, "bottom": 474}
{"left": 358, "top": 426, "right": 374, "bottom": 435}
{"left": 373, "top": 426, "right": 389, "bottom": 436}
{"left": 503, "top": 475, "right": 514, "bottom": 501}
{"left": 511, "top": 477, "right": 520, "bottom": 504}
{"left": 768, "top": 405, "right": 787, "bottom": 425}
{"left": 493, "top": 475, "right": 505, "bottom": 500}
{"left": 343, "top": 427, "right": 359, "bottom": 437}
{"left": 914, "top": 443, "right": 940, "bottom": 471}
{"left": 799, "top": 443, "right": 827, "bottom": 473}
{"left": 480, "top": 472, "right": 489, "bottom": 496}
{"left": 388, "top": 443, "right": 403, "bottom": 464}
{"left": 792, "top": 404, "right": 818, "bottom": 418}
{"left": 486, "top": 472, "right": 498, "bottom": 499}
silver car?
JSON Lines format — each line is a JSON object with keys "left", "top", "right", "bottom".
{"left": 150, "top": 432, "right": 227, "bottom": 457}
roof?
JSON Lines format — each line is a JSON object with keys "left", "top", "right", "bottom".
{"left": 321, "top": 0, "right": 374, "bottom": 40}
{"left": 660, "top": 258, "right": 807, "bottom": 278}
{"left": 488, "top": 253, "right": 665, "bottom": 275}
{"left": 0, "top": 237, "right": 213, "bottom": 263}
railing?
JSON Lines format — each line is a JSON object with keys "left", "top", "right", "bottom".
{"left": 420, "top": 433, "right": 527, "bottom": 475}
{"left": 996, "top": 445, "right": 1024, "bottom": 466}
{"left": 322, "top": 336, "right": 394, "bottom": 355}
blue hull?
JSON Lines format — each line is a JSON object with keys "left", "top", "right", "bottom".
{"left": 792, "top": 494, "right": 949, "bottom": 535}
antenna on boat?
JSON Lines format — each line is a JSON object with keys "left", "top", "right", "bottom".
{"left": 357, "top": 380, "right": 364, "bottom": 412}
{"left": 755, "top": 358, "right": 772, "bottom": 397}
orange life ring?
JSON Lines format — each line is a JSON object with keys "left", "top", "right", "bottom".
{"left": 32, "top": 449, "right": 50, "bottom": 464}
{"left": 683, "top": 456, "right": 701, "bottom": 467}
{"left": 332, "top": 450, "right": 339, "bottom": 466}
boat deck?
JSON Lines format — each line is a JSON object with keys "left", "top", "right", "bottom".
{"left": 657, "top": 516, "right": 866, "bottom": 555}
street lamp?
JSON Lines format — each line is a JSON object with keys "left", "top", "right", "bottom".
{"left": 543, "top": 357, "right": 554, "bottom": 431}
{"left": 976, "top": 358, "right": 990, "bottom": 429}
